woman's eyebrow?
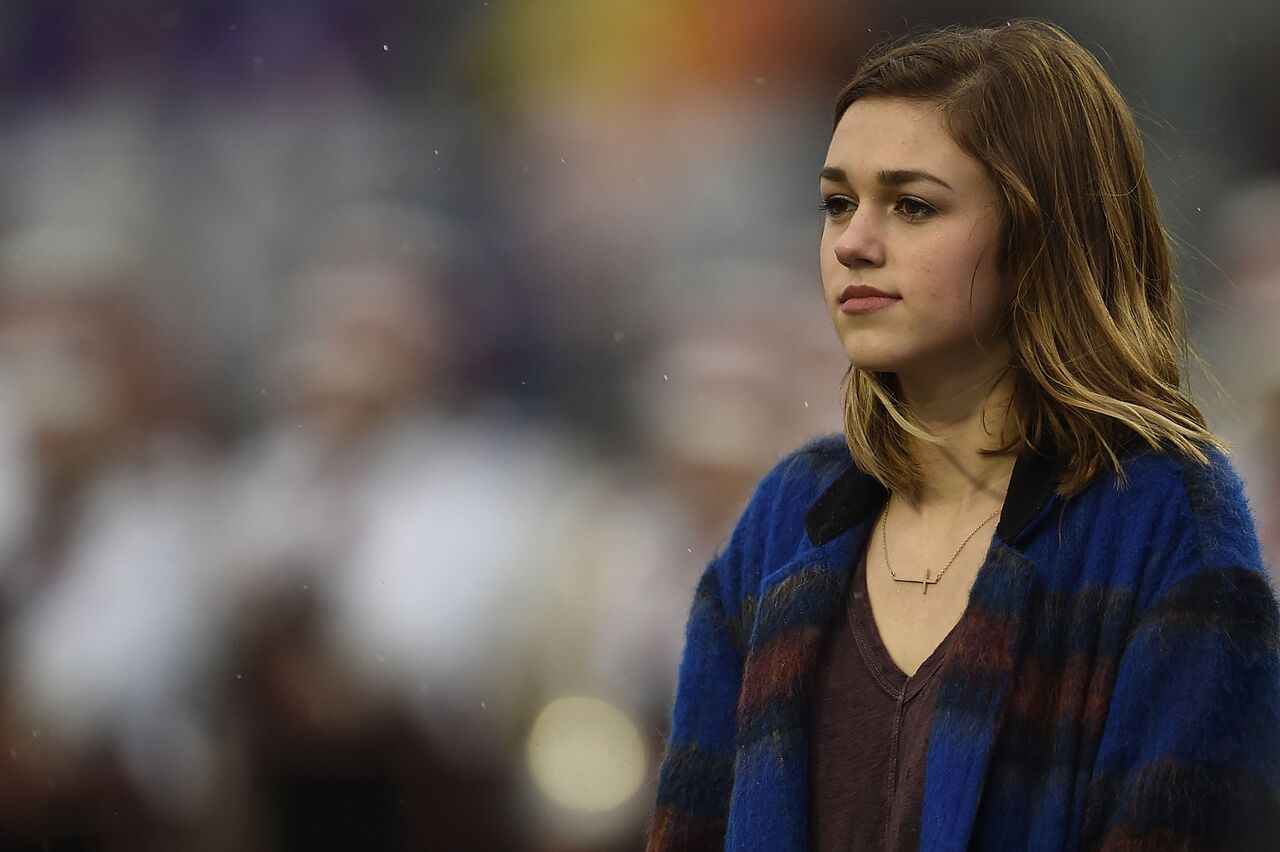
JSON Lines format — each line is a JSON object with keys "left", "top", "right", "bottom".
{"left": 819, "top": 165, "right": 953, "bottom": 191}
{"left": 819, "top": 166, "right": 849, "bottom": 184}
{"left": 879, "top": 168, "right": 953, "bottom": 191}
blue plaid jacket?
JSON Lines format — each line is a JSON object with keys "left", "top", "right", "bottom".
{"left": 647, "top": 434, "right": 1280, "bottom": 851}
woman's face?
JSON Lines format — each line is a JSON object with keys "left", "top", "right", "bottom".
{"left": 819, "top": 96, "right": 1009, "bottom": 385}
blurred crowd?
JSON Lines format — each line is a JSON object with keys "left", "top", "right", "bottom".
{"left": 0, "top": 2, "right": 1276, "bottom": 850}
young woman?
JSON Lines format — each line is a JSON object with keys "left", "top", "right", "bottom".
{"left": 646, "top": 20, "right": 1280, "bottom": 852}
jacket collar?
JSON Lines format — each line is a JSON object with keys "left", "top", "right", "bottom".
{"left": 803, "top": 443, "right": 1067, "bottom": 547}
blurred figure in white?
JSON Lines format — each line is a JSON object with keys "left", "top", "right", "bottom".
{"left": 217, "top": 203, "right": 577, "bottom": 851}
{"left": 0, "top": 226, "right": 219, "bottom": 851}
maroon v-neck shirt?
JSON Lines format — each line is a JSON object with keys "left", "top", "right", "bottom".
{"left": 808, "top": 544, "right": 964, "bottom": 851}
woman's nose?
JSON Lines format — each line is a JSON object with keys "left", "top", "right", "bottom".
{"left": 832, "top": 210, "right": 886, "bottom": 268}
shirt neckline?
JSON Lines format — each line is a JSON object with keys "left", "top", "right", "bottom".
{"left": 847, "top": 544, "right": 968, "bottom": 702}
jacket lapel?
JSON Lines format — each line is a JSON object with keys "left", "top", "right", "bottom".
{"left": 918, "top": 540, "right": 1039, "bottom": 851}
{"left": 726, "top": 518, "right": 874, "bottom": 851}
{"left": 919, "top": 448, "right": 1063, "bottom": 850}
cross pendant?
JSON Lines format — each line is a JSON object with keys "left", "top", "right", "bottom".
{"left": 893, "top": 571, "right": 939, "bottom": 595}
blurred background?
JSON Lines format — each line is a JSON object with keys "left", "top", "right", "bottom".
{"left": 0, "top": 1, "right": 1275, "bottom": 849}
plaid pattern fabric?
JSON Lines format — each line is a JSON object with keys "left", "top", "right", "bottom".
{"left": 647, "top": 435, "right": 1280, "bottom": 851}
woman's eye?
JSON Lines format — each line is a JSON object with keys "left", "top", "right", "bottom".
{"left": 819, "top": 196, "right": 855, "bottom": 217}
{"left": 895, "top": 196, "right": 936, "bottom": 220}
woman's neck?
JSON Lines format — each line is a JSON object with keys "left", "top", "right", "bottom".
{"left": 897, "top": 362, "right": 1018, "bottom": 515}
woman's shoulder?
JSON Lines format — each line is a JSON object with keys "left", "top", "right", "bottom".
{"left": 736, "top": 433, "right": 854, "bottom": 533}
{"left": 1080, "top": 440, "right": 1269, "bottom": 604}
{"left": 704, "top": 435, "right": 856, "bottom": 602}
{"left": 765, "top": 432, "right": 855, "bottom": 492}
{"left": 1105, "top": 442, "right": 1255, "bottom": 544}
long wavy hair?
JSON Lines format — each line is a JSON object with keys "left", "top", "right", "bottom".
{"left": 833, "top": 19, "right": 1224, "bottom": 499}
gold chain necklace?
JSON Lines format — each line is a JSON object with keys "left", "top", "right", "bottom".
{"left": 881, "top": 499, "right": 1002, "bottom": 596}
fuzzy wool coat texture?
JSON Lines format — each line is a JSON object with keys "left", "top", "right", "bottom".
{"left": 646, "top": 434, "right": 1280, "bottom": 851}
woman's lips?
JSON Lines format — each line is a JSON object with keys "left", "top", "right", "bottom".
{"left": 839, "top": 294, "right": 900, "bottom": 315}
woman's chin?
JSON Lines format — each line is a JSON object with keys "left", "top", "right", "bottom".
{"left": 844, "top": 351, "right": 906, "bottom": 374}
